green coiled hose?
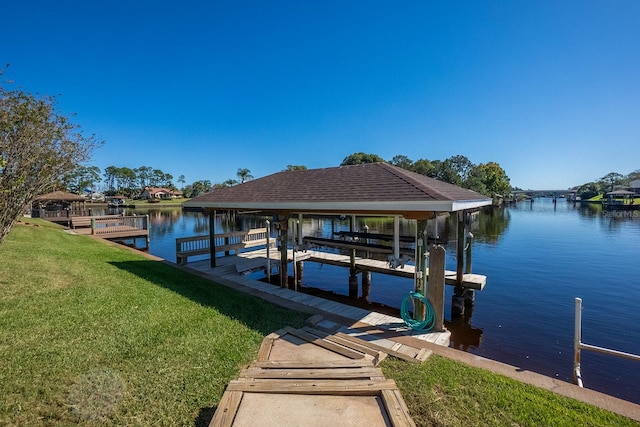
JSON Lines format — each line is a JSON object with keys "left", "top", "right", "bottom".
{"left": 401, "top": 291, "right": 436, "bottom": 331}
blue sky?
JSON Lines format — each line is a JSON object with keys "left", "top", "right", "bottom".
{"left": 3, "top": 1, "right": 639, "bottom": 190}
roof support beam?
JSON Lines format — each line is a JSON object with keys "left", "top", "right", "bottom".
{"left": 209, "top": 210, "right": 217, "bottom": 268}
{"left": 393, "top": 216, "right": 400, "bottom": 260}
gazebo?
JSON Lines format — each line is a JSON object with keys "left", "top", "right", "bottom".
{"left": 32, "top": 191, "right": 89, "bottom": 220}
{"left": 184, "top": 162, "right": 492, "bottom": 330}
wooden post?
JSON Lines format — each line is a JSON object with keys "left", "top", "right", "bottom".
{"left": 393, "top": 215, "right": 400, "bottom": 260}
{"left": 265, "top": 220, "right": 271, "bottom": 284}
{"left": 296, "top": 260, "right": 304, "bottom": 287}
{"left": 292, "top": 247, "right": 297, "bottom": 291}
{"left": 360, "top": 223, "right": 370, "bottom": 302}
{"left": 361, "top": 271, "right": 371, "bottom": 302}
{"left": 452, "top": 211, "right": 466, "bottom": 317}
{"left": 464, "top": 215, "right": 475, "bottom": 307}
{"left": 209, "top": 210, "right": 217, "bottom": 268}
{"left": 456, "top": 211, "right": 465, "bottom": 285}
{"left": 414, "top": 219, "right": 429, "bottom": 321}
{"left": 349, "top": 215, "right": 358, "bottom": 299}
{"left": 278, "top": 217, "right": 289, "bottom": 288}
{"left": 428, "top": 244, "right": 446, "bottom": 332}
{"left": 145, "top": 214, "right": 150, "bottom": 249}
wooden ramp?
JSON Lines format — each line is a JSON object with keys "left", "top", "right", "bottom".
{"left": 209, "top": 327, "right": 422, "bottom": 427}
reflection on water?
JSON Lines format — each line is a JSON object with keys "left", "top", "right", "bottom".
{"left": 131, "top": 200, "right": 639, "bottom": 404}
{"left": 446, "top": 304, "right": 484, "bottom": 351}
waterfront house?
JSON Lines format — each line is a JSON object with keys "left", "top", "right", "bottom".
{"left": 139, "top": 187, "right": 182, "bottom": 200}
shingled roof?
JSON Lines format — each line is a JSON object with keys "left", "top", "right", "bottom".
{"left": 184, "top": 163, "right": 492, "bottom": 216}
{"left": 33, "top": 191, "right": 87, "bottom": 203}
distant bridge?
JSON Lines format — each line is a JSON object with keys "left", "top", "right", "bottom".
{"left": 512, "top": 189, "right": 577, "bottom": 197}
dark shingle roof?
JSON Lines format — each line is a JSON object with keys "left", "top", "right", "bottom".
{"left": 184, "top": 163, "right": 491, "bottom": 215}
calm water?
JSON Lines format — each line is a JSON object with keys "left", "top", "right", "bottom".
{"left": 127, "top": 199, "right": 640, "bottom": 404}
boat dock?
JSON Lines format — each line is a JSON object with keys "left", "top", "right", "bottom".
{"left": 304, "top": 250, "right": 486, "bottom": 290}
{"left": 199, "top": 247, "right": 485, "bottom": 291}
{"left": 183, "top": 255, "right": 452, "bottom": 346}
{"left": 71, "top": 215, "right": 150, "bottom": 248}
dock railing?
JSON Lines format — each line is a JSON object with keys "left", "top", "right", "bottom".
{"left": 175, "top": 228, "right": 273, "bottom": 265}
{"left": 36, "top": 208, "right": 94, "bottom": 219}
{"left": 573, "top": 297, "right": 640, "bottom": 387}
{"left": 91, "top": 215, "right": 149, "bottom": 236}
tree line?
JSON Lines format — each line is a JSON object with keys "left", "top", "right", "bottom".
{"left": 63, "top": 166, "right": 258, "bottom": 198}
{"left": 573, "top": 170, "right": 640, "bottom": 199}
{"left": 340, "top": 152, "right": 511, "bottom": 197}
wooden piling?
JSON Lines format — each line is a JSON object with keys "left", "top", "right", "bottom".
{"left": 428, "top": 244, "right": 446, "bottom": 332}
{"left": 414, "top": 219, "right": 429, "bottom": 321}
{"left": 456, "top": 211, "right": 465, "bottom": 285}
{"left": 296, "top": 260, "right": 304, "bottom": 287}
{"left": 349, "top": 215, "right": 357, "bottom": 299}
{"left": 278, "top": 217, "right": 289, "bottom": 288}
{"left": 361, "top": 271, "right": 371, "bottom": 303}
{"left": 209, "top": 210, "right": 217, "bottom": 268}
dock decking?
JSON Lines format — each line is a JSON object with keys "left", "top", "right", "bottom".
{"left": 209, "top": 248, "right": 485, "bottom": 290}
{"left": 305, "top": 250, "right": 486, "bottom": 290}
{"left": 71, "top": 215, "right": 150, "bottom": 245}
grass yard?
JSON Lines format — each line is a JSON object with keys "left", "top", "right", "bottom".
{"left": 382, "top": 358, "right": 638, "bottom": 427}
{"left": 0, "top": 219, "right": 307, "bottom": 426}
{"left": 1, "top": 219, "right": 637, "bottom": 426}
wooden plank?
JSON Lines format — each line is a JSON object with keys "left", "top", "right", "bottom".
{"left": 256, "top": 337, "right": 275, "bottom": 362}
{"left": 283, "top": 327, "right": 365, "bottom": 360}
{"left": 334, "top": 332, "right": 427, "bottom": 364}
{"left": 415, "top": 348, "right": 432, "bottom": 362}
{"left": 302, "top": 326, "right": 387, "bottom": 365}
{"left": 226, "top": 379, "right": 399, "bottom": 395}
{"left": 381, "top": 389, "right": 416, "bottom": 427}
{"left": 239, "top": 367, "right": 385, "bottom": 380}
{"left": 208, "top": 390, "right": 243, "bottom": 427}
{"left": 249, "top": 360, "right": 374, "bottom": 369}
{"left": 303, "top": 236, "right": 414, "bottom": 256}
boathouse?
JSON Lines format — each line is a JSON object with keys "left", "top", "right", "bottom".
{"left": 183, "top": 162, "right": 492, "bottom": 330}
{"left": 31, "top": 190, "right": 89, "bottom": 221}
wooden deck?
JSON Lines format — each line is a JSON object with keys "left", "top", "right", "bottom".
{"left": 212, "top": 248, "right": 485, "bottom": 290}
{"left": 71, "top": 215, "right": 150, "bottom": 243}
{"left": 305, "top": 250, "right": 486, "bottom": 290}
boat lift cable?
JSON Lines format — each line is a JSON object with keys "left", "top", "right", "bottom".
{"left": 401, "top": 291, "right": 436, "bottom": 331}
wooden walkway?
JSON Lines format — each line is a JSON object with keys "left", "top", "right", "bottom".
{"left": 210, "top": 325, "right": 421, "bottom": 426}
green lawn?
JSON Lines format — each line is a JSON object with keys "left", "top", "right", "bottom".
{"left": 0, "top": 219, "right": 637, "bottom": 426}
{"left": 0, "top": 219, "right": 307, "bottom": 426}
{"left": 382, "top": 357, "right": 637, "bottom": 427}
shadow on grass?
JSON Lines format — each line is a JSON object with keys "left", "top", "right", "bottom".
{"left": 194, "top": 406, "right": 216, "bottom": 427}
{"left": 109, "top": 260, "right": 307, "bottom": 337}
{"left": 109, "top": 260, "right": 308, "bottom": 427}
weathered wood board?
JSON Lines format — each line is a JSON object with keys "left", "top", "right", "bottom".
{"left": 209, "top": 327, "right": 417, "bottom": 427}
